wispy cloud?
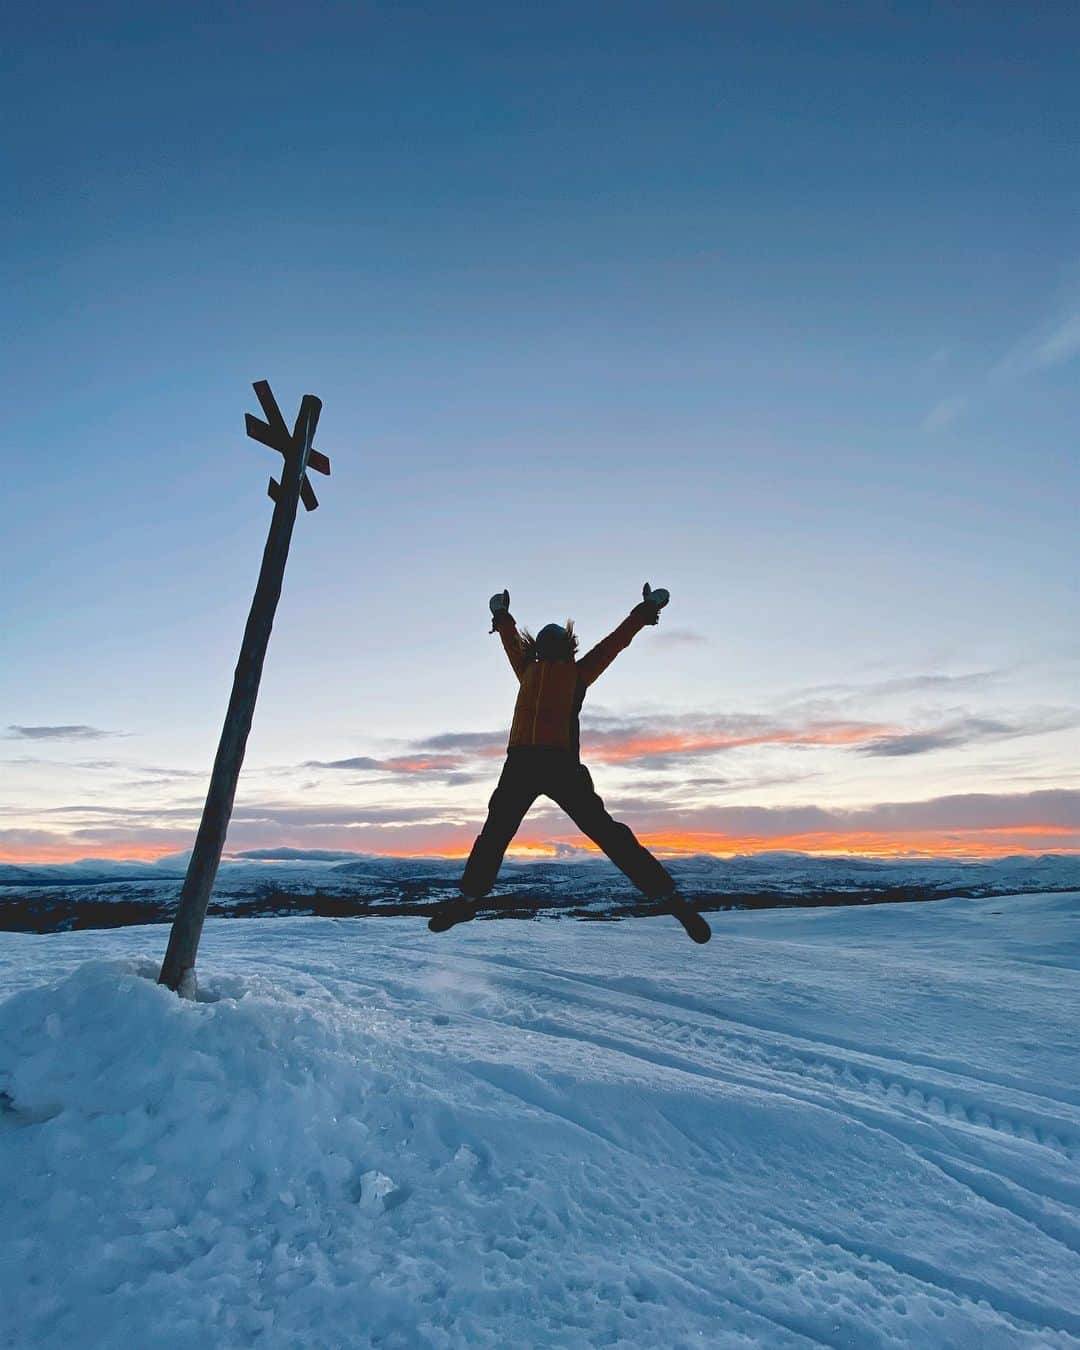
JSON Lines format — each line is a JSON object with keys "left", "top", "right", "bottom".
{"left": 788, "top": 671, "right": 1001, "bottom": 703}
{"left": 655, "top": 628, "right": 708, "bottom": 646}
{"left": 924, "top": 303, "right": 1080, "bottom": 430}
{"left": 230, "top": 848, "right": 369, "bottom": 863}
{"left": 671, "top": 787, "right": 1080, "bottom": 835}
{"left": 304, "top": 687, "right": 1074, "bottom": 778}
{"left": 351, "top": 712, "right": 898, "bottom": 770}
{"left": 527, "top": 787, "right": 1080, "bottom": 857}
{"left": 413, "top": 731, "right": 507, "bottom": 753}
{"left": 9, "top": 668, "right": 1073, "bottom": 864}
{"left": 304, "top": 752, "right": 476, "bottom": 785}
{"left": 993, "top": 312, "right": 1080, "bottom": 380}
{"left": 34, "top": 803, "right": 204, "bottom": 819}
{"left": 6, "top": 724, "right": 118, "bottom": 742}
{"left": 227, "top": 801, "right": 468, "bottom": 828}
{"left": 923, "top": 396, "right": 967, "bottom": 432}
{"left": 581, "top": 715, "right": 893, "bottom": 765}
{"left": 10, "top": 757, "right": 197, "bottom": 775}
{"left": 577, "top": 705, "right": 1072, "bottom": 767}
{"left": 859, "top": 710, "right": 1074, "bottom": 758}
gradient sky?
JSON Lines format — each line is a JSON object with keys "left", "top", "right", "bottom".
{"left": 3, "top": 2, "right": 1078, "bottom": 863}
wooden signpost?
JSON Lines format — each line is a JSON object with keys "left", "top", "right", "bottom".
{"left": 158, "top": 381, "right": 332, "bottom": 995}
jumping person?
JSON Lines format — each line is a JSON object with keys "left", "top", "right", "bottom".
{"left": 428, "top": 585, "right": 711, "bottom": 943}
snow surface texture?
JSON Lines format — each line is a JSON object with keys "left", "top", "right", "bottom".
{"left": 2, "top": 893, "right": 1079, "bottom": 1349}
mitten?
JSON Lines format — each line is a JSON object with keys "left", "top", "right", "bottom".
{"left": 489, "top": 589, "right": 511, "bottom": 632}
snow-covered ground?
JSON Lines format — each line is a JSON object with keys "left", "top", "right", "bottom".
{"left": 2, "top": 893, "right": 1079, "bottom": 1348}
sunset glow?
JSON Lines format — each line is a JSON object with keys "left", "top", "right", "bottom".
{"left": 3, "top": 823, "right": 1076, "bottom": 867}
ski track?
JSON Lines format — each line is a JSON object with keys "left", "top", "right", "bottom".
{"left": 368, "top": 927, "right": 1080, "bottom": 1342}
{"left": 413, "top": 953, "right": 1080, "bottom": 1157}
{"left": 463, "top": 948, "right": 1080, "bottom": 1111}
{"left": 188, "top": 913, "right": 1080, "bottom": 1343}
{"left": 200, "top": 919, "right": 1080, "bottom": 1340}
{"left": 387, "top": 950, "right": 1080, "bottom": 1315}
{"left": 349, "top": 943, "right": 1080, "bottom": 1193}
{"left": 1, "top": 895, "right": 1079, "bottom": 1348}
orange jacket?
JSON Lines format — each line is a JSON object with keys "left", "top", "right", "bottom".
{"left": 493, "top": 606, "right": 655, "bottom": 756}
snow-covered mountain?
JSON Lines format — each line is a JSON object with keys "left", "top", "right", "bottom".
{"left": 2, "top": 852, "right": 1079, "bottom": 934}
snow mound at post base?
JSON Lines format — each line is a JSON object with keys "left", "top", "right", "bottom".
{"left": 2, "top": 903, "right": 1080, "bottom": 1349}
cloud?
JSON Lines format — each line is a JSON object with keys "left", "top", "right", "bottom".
{"left": 654, "top": 628, "right": 708, "bottom": 645}
{"left": 922, "top": 397, "right": 967, "bottom": 432}
{"left": 5, "top": 799, "right": 475, "bottom": 854}
{"left": 0, "top": 828, "right": 80, "bottom": 854}
{"left": 573, "top": 699, "right": 1074, "bottom": 768}
{"left": 381, "top": 756, "right": 469, "bottom": 774}
{"left": 860, "top": 710, "right": 1075, "bottom": 758}
{"left": 8, "top": 758, "right": 201, "bottom": 778}
{"left": 228, "top": 802, "right": 468, "bottom": 828}
{"left": 547, "top": 788, "right": 1080, "bottom": 858}
{"left": 575, "top": 711, "right": 897, "bottom": 766}
{"left": 788, "top": 671, "right": 1000, "bottom": 702}
{"left": 15, "top": 680, "right": 1067, "bottom": 864}
{"left": 994, "top": 311, "right": 1080, "bottom": 380}
{"left": 5, "top": 788, "right": 1077, "bottom": 864}
{"left": 624, "top": 770, "right": 819, "bottom": 798}
{"left": 229, "top": 848, "right": 370, "bottom": 863}
{"left": 924, "top": 303, "right": 1080, "bottom": 429}
{"left": 776, "top": 789, "right": 1063, "bottom": 832}
{"left": 306, "top": 756, "right": 382, "bottom": 770}
{"left": 412, "top": 731, "right": 507, "bottom": 753}
{"left": 0, "top": 825, "right": 197, "bottom": 862}
{"left": 333, "top": 688, "right": 1073, "bottom": 778}
{"left": 34, "top": 803, "right": 203, "bottom": 819}
{"left": 6, "top": 725, "right": 117, "bottom": 741}
{"left": 656, "top": 788, "right": 1080, "bottom": 835}
{"left": 547, "top": 842, "right": 595, "bottom": 859}
{"left": 306, "top": 753, "right": 470, "bottom": 775}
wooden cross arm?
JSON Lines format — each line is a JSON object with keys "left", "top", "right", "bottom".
{"left": 245, "top": 413, "right": 331, "bottom": 476}
{"left": 253, "top": 379, "right": 290, "bottom": 441}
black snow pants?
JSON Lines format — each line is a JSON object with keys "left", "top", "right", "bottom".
{"left": 460, "top": 747, "right": 675, "bottom": 901}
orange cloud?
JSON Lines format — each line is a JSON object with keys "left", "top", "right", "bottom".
{"left": 379, "top": 756, "right": 468, "bottom": 773}
{"left": 584, "top": 722, "right": 896, "bottom": 763}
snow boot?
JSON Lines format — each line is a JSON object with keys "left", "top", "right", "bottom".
{"left": 428, "top": 898, "right": 481, "bottom": 933}
{"left": 663, "top": 892, "right": 711, "bottom": 944}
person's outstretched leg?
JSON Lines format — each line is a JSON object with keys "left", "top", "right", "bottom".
{"left": 546, "top": 762, "right": 711, "bottom": 943}
{"left": 429, "top": 754, "right": 539, "bottom": 933}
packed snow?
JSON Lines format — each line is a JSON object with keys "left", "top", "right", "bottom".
{"left": 2, "top": 892, "right": 1079, "bottom": 1348}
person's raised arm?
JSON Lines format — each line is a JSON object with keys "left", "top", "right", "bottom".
{"left": 578, "top": 583, "right": 670, "bottom": 687}
{"left": 489, "top": 589, "right": 528, "bottom": 680}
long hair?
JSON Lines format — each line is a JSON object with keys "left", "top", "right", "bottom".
{"left": 519, "top": 620, "right": 578, "bottom": 663}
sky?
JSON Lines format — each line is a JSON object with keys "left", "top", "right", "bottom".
{"left": 3, "top": 1, "right": 1078, "bottom": 864}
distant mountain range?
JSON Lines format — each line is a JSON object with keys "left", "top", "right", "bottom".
{"left": 2, "top": 851, "right": 1078, "bottom": 934}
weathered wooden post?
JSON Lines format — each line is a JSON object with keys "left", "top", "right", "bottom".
{"left": 158, "top": 381, "right": 332, "bottom": 994}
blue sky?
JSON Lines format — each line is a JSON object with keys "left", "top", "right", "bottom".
{"left": 3, "top": 2, "right": 1078, "bottom": 861}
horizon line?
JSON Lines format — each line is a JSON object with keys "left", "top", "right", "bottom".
{"left": 3, "top": 839, "right": 1079, "bottom": 869}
